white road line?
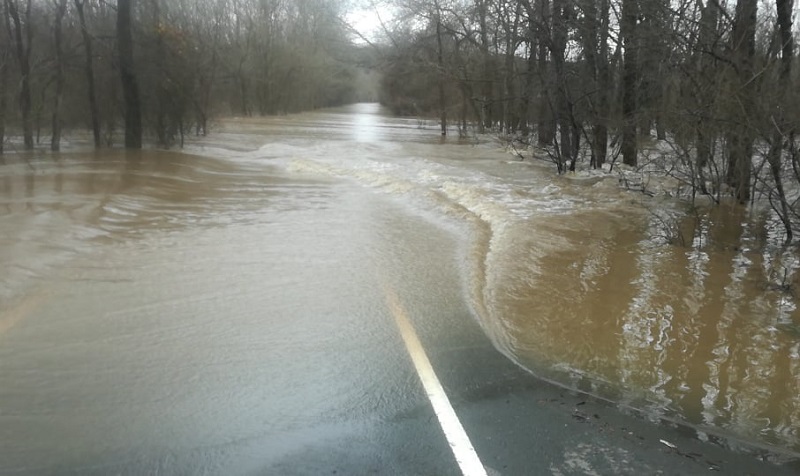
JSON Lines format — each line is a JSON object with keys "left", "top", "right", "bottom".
{"left": 0, "top": 288, "right": 50, "bottom": 338}
{"left": 384, "top": 286, "right": 488, "bottom": 476}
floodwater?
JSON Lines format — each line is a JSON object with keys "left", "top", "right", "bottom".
{"left": 1, "top": 103, "right": 799, "bottom": 470}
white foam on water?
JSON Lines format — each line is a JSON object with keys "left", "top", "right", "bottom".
{"left": 280, "top": 147, "right": 602, "bottom": 362}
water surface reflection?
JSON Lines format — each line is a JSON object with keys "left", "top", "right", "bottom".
{"left": 485, "top": 204, "right": 800, "bottom": 452}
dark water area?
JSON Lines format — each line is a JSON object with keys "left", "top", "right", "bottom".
{"left": 1, "top": 104, "right": 799, "bottom": 471}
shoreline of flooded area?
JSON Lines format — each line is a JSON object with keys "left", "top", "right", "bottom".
{"left": 1, "top": 103, "right": 799, "bottom": 462}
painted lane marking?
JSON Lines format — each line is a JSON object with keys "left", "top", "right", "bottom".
{"left": 384, "top": 286, "right": 488, "bottom": 476}
{"left": 0, "top": 288, "right": 50, "bottom": 338}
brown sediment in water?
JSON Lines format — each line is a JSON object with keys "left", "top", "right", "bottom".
{"left": 1, "top": 105, "right": 798, "bottom": 457}
{"left": 477, "top": 202, "right": 800, "bottom": 454}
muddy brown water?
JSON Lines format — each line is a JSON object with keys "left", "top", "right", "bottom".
{"left": 1, "top": 103, "right": 798, "bottom": 460}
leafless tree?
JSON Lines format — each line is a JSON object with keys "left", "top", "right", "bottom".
{"left": 117, "top": 0, "right": 142, "bottom": 149}
{"left": 4, "top": 0, "right": 33, "bottom": 149}
{"left": 50, "top": 0, "right": 67, "bottom": 151}
{"left": 74, "top": 0, "right": 101, "bottom": 147}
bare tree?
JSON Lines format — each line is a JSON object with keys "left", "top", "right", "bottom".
{"left": 435, "top": 10, "right": 447, "bottom": 135}
{"left": 0, "top": 11, "right": 7, "bottom": 156}
{"left": 725, "top": 0, "right": 757, "bottom": 202}
{"left": 694, "top": 0, "right": 721, "bottom": 170}
{"left": 537, "top": 0, "right": 556, "bottom": 145}
{"left": 620, "top": 0, "right": 638, "bottom": 166}
{"left": 4, "top": 0, "right": 33, "bottom": 149}
{"left": 117, "top": 0, "right": 142, "bottom": 149}
{"left": 761, "top": 0, "right": 794, "bottom": 241}
{"left": 50, "top": 0, "right": 67, "bottom": 151}
{"left": 74, "top": 0, "right": 101, "bottom": 147}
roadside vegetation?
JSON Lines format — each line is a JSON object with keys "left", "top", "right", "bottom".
{"left": 371, "top": 0, "right": 800, "bottom": 244}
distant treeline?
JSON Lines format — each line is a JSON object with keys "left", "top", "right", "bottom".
{"left": 0, "top": 0, "right": 375, "bottom": 151}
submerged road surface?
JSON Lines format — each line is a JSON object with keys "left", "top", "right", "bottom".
{"left": 0, "top": 104, "right": 798, "bottom": 475}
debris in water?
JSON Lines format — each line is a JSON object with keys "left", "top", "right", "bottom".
{"left": 572, "top": 409, "right": 589, "bottom": 422}
{"left": 659, "top": 439, "right": 677, "bottom": 449}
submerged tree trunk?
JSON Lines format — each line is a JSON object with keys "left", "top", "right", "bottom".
{"left": 537, "top": 0, "right": 555, "bottom": 146}
{"left": 5, "top": 0, "right": 33, "bottom": 149}
{"left": 584, "top": 0, "right": 610, "bottom": 168}
{"left": 117, "top": 0, "right": 142, "bottom": 149}
{"left": 503, "top": 46, "right": 516, "bottom": 133}
{"left": 152, "top": 0, "right": 169, "bottom": 147}
{"left": 518, "top": 32, "right": 536, "bottom": 136}
{"left": 726, "top": 0, "right": 757, "bottom": 202}
{"left": 620, "top": 0, "right": 638, "bottom": 166}
{"left": 74, "top": 0, "right": 101, "bottom": 148}
{"left": 594, "top": 24, "right": 611, "bottom": 167}
{"left": 51, "top": 0, "right": 67, "bottom": 151}
{"left": 501, "top": 1, "right": 522, "bottom": 133}
{"left": 0, "top": 49, "right": 7, "bottom": 156}
{"left": 551, "top": 0, "right": 572, "bottom": 172}
{"left": 436, "top": 18, "right": 446, "bottom": 136}
{"left": 766, "top": 0, "right": 794, "bottom": 241}
{"left": 0, "top": 2, "right": 6, "bottom": 157}
{"left": 477, "top": 0, "right": 493, "bottom": 130}
{"left": 75, "top": 3, "right": 99, "bottom": 143}
{"left": 694, "top": 0, "right": 720, "bottom": 169}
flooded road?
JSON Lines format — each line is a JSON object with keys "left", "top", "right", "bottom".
{"left": 1, "top": 103, "right": 799, "bottom": 473}
{"left": 0, "top": 147, "right": 473, "bottom": 474}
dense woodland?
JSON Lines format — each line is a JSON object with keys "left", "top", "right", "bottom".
{"left": 2, "top": 0, "right": 800, "bottom": 241}
{"left": 0, "top": 0, "right": 374, "bottom": 151}
{"left": 374, "top": 0, "right": 800, "bottom": 242}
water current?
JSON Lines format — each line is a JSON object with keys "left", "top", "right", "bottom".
{"left": 1, "top": 103, "right": 798, "bottom": 460}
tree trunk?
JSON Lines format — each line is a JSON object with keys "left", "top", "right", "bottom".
{"left": 436, "top": 18, "right": 447, "bottom": 136}
{"left": 655, "top": 115, "right": 666, "bottom": 140}
{"left": 766, "top": 0, "right": 794, "bottom": 241}
{"left": 460, "top": 92, "right": 468, "bottom": 137}
{"left": 593, "top": 18, "right": 611, "bottom": 168}
{"left": 503, "top": 50, "right": 516, "bottom": 133}
{"left": 518, "top": 34, "right": 535, "bottom": 136}
{"left": 501, "top": 1, "right": 522, "bottom": 133}
{"left": 238, "top": 72, "right": 249, "bottom": 116}
{"left": 695, "top": 0, "right": 720, "bottom": 169}
{"left": 620, "top": 0, "right": 638, "bottom": 166}
{"left": 537, "top": 0, "right": 555, "bottom": 146}
{"left": 570, "top": 119, "right": 580, "bottom": 172}
{"left": 551, "top": 0, "right": 572, "bottom": 172}
{"left": 75, "top": 0, "right": 101, "bottom": 148}
{"left": 477, "top": 0, "right": 493, "bottom": 130}
{"left": 5, "top": 0, "right": 33, "bottom": 149}
{"left": 152, "top": 0, "right": 171, "bottom": 147}
{"left": 51, "top": 0, "right": 67, "bottom": 152}
{"left": 726, "top": 0, "right": 757, "bottom": 202}
{"left": 196, "top": 49, "right": 217, "bottom": 136}
{"left": 584, "top": 0, "right": 610, "bottom": 168}
{"left": 117, "top": 0, "right": 143, "bottom": 149}
{"left": 0, "top": 52, "right": 7, "bottom": 156}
